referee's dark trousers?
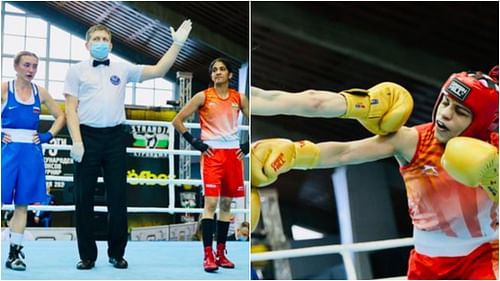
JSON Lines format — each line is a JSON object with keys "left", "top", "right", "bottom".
{"left": 74, "top": 124, "right": 128, "bottom": 261}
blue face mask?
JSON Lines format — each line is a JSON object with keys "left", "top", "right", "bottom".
{"left": 90, "top": 42, "right": 110, "bottom": 60}
{"left": 238, "top": 236, "right": 248, "bottom": 241}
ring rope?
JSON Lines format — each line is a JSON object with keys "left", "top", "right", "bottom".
{"left": 39, "top": 115, "right": 249, "bottom": 131}
{"left": 1, "top": 205, "right": 249, "bottom": 214}
{"left": 251, "top": 237, "right": 414, "bottom": 261}
{"left": 42, "top": 145, "right": 249, "bottom": 158}
{"left": 43, "top": 144, "right": 200, "bottom": 156}
{"left": 44, "top": 175, "right": 249, "bottom": 187}
{"left": 251, "top": 237, "right": 413, "bottom": 280}
{"left": 14, "top": 116, "right": 249, "bottom": 221}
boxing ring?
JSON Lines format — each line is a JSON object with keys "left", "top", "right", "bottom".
{"left": 2, "top": 116, "right": 250, "bottom": 280}
{"left": 2, "top": 241, "right": 248, "bottom": 280}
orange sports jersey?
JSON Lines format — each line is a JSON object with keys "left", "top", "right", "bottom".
{"left": 400, "top": 123, "right": 498, "bottom": 257}
{"left": 199, "top": 87, "right": 241, "bottom": 145}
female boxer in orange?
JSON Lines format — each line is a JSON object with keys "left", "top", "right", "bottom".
{"left": 252, "top": 66, "right": 499, "bottom": 279}
{"left": 173, "top": 58, "right": 249, "bottom": 272}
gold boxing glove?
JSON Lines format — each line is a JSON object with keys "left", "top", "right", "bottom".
{"left": 251, "top": 138, "right": 320, "bottom": 187}
{"left": 341, "top": 82, "right": 414, "bottom": 135}
{"left": 442, "top": 137, "right": 499, "bottom": 203}
{"left": 251, "top": 188, "right": 261, "bottom": 232}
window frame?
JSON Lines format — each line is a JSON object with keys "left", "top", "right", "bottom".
{"left": 1, "top": 2, "right": 175, "bottom": 106}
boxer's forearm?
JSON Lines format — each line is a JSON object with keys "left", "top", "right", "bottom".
{"left": 251, "top": 86, "right": 346, "bottom": 117}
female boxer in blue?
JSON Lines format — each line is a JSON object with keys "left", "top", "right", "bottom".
{"left": 1, "top": 51, "right": 65, "bottom": 271}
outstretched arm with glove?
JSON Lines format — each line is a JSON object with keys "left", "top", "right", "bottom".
{"left": 251, "top": 82, "right": 414, "bottom": 135}
{"left": 442, "top": 136, "right": 499, "bottom": 203}
{"left": 251, "top": 128, "right": 412, "bottom": 187}
{"left": 250, "top": 128, "right": 414, "bottom": 232}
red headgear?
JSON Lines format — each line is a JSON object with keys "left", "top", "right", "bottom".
{"left": 432, "top": 67, "right": 499, "bottom": 141}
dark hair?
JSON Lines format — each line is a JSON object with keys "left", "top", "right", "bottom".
{"left": 208, "top": 57, "right": 233, "bottom": 77}
{"left": 14, "top": 51, "right": 38, "bottom": 66}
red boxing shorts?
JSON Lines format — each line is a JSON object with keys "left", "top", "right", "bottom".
{"left": 201, "top": 148, "right": 244, "bottom": 198}
{"left": 407, "top": 240, "right": 498, "bottom": 280}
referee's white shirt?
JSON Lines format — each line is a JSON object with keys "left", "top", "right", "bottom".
{"left": 64, "top": 60, "right": 144, "bottom": 128}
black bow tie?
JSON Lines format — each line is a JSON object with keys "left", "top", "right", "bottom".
{"left": 92, "top": 59, "right": 110, "bottom": 67}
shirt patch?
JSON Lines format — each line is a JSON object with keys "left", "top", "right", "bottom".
{"left": 231, "top": 102, "right": 239, "bottom": 109}
{"left": 33, "top": 106, "right": 41, "bottom": 114}
{"left": 421, "top": 165, "right": 438, "bottom": 176}
{"left": 110, "top": 75, "right": 121, "bottom": 86}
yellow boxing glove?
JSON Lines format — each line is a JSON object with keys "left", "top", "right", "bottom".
{"left": 251, "top": 188, "right": 261, "bottom": 232}
{"left": 442, "top": 137, "right": 498, "bottom": 203}
{"left": 340, "top": 82, "right": 414, "bottom": 135}
{"left": 251, "top": 138, "right": 320, "bottom": 187}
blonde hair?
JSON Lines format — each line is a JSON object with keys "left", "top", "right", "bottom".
{"left": 14, "top": 51, "right": 38, "bottom": 66}
{"left": 85, "top": 24, "right": 112, "bottom": 42}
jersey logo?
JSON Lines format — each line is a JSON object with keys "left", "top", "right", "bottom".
{"left": 421, "top": 165, "right": 438, "bottom": 176}
{"left": 8, "top": 106, "right": 17, "bottom": 110}
{"left": 231, "top": 102, "right": 239, "bottom": 109}
{"left": 110, "top": 75, "right": 121, "bottom": 86}
{"left": 33, "top": 106, "right": 41, "bottom": 114}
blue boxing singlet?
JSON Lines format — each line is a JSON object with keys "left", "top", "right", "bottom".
{"left": 1, "top": 80, "right": 47, "bottom": 204}
{"left": 2, "top": 80, "right": 41, "bottom": 131}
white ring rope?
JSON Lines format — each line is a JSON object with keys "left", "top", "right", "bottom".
{"left": 43, "top": 146, "right": 250, "bottom": 158}
{"left": 40, "top": 115, "right": 250, "bottom": 131}
{"left": 251, "top": 237, "right": 414, "bottom": 262}
{"left": 44, "top": 175, "right": 250, "bottom": 187}
{"left": 0, "top": 205, "right": 248, "bottom": 214}
{"left": 8, "top": 115, "right": 250, "bottom": 216}
{"left": 43, "top": 144, "right": 202, "bottom": 156}
{"left": 251, "top": 237, "right": 413, "bottom": 280}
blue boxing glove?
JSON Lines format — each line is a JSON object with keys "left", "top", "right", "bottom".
{"left": 182, "top": 131, "right": 209, "bottom": 153}
{"left": 38, "top": 132, "right": 53, "bottom": 144}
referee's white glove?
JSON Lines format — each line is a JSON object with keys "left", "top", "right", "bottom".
{"left": 170, "top": 19, "right": 192, "bottom": 47}
{"left": 71, "top": 142, "right": 85, "bottom": 163}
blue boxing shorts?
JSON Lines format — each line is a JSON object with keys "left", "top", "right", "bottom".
{"left": 2, "top": 141, "right": 47, "bottom": 205}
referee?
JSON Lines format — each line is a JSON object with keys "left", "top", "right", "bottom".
{"left": 63, "top": 20, "right": 192, "bottom": 270}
